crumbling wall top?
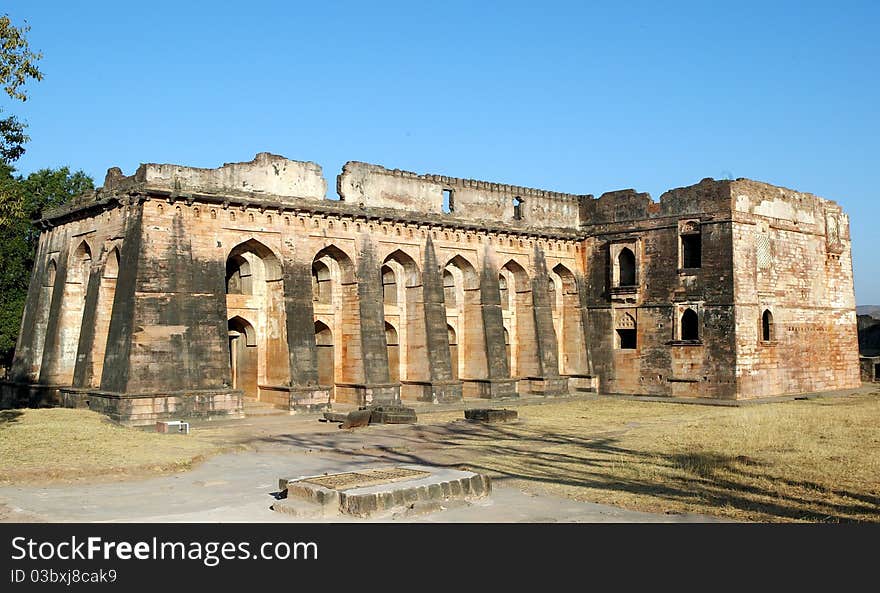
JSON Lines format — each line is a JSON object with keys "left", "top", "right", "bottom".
{"left": 98, "top": 152, "right": 327, "bottom": 201}
{"left": 336, "top": 160, "right": 586, "bottom": 230}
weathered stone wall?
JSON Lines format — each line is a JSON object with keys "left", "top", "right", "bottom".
{"left": 730, "top": 180, "right": 860, "bottom": 397}
{"left": 582, "top": 179, "right": 737, "bottom": 399}
{"left": 138, "top": 152, "right": 327, "bottom": 201}
{"left": 4, "top": 155, "right": 860, "bottom": 423}
{"left": 337, "top": 161, "right": 584, "bottom": 230}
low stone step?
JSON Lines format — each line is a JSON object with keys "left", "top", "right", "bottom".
{"left": 270, "top": 497, "right": 328, "bottom": 518}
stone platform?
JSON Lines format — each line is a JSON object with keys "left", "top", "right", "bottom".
{"left": 273, "top": 464, "right": 491, "bottom": 518}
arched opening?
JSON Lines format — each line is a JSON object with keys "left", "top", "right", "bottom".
{"left": 90, "top": 247, "right": 121, "bottom": 387}
{"left": 681, "top": 308, "right": 700, "bottom": 341}
{"left": 445, "top": 255, "right": 484, "bottom": 392}
{"left": 45, "top": 260, "right": 57, "bottom": 287}
{"left": 762, "top": 309, "right": 774, "bottom": 342}
{"left": 616, "top": 312, "right": 637, "bottom": 350}
{"left": 226, "top": 254, "right": 252, "bottom": 294}
{"left": 315, "top": 320, "right": 335, "bottom": 396}
{"left": 381, "top": 265, "right": 398, "bottom": 305}
{"left": 551, "top": 263, "right": 587, "bottom": 375}
{"left": 443, "top": 269, "right": 457, "bottom": 308}
{"left": 547, "top": 277, "right": 557, "bottom": 312}
{"left": 501, "top": 259, "right": 537, "bottom": 377}
{"left": 228, "top": 316, "right": 258, "bottom": 399}
{"left": 225, "top": 239, "right": 288, "bottom": 394}
{"left": 44, "top": 241, "right": 91, "bottom": 385}
{"left": 313, "top": 245, "right": 358, "bottom": 402}
{"left": 618, "top": 248, "right": 636, "bottom": 286}
{"left": 499, "top": 274, "right": 509, "bottom": 310}
{"left": 312, "top": 260, "right": 332, "bottom": 304}
{"left": 503, "top": 326, "right": 511, "bottom": 371}
{"left": 103, "top": 248, "right": 119, "bottom": 279}
{"left": 385, "top": 321, "right": 400, "bottom": 383}
{"left": 448, "top": 324, "right": 459, "bottom": 380}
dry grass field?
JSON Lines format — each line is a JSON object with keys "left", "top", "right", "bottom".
{"left": 412, "top": 389, "right": 880, "bottom": 522}
{"left": 0, "top": 408, "right": 223, "bottom": 484}
{"left": 1, "top": 388, "right": 878, "bottom": 522}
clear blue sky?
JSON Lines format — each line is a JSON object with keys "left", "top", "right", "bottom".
{"left": 3, "top": 1, "right": 878, "bottom": 303}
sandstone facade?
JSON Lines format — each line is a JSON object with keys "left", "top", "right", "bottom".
{"left": 1, "top": 153, "right": 860, "bottom": 424}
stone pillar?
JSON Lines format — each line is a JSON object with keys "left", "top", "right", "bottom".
{"left": 420, "top": 236, "right": 462, "bottom": 402}
{"left": 475, "top": 248, "right": 517, "bottom": 398}
{"left": 281, "top": 252, "right": 330, "bottom": 409}
{"left": 356, "top": 237, "right": 400, "bottom": 405}
{"left": 9, "top": 232, "right": 50, "bottom": 384}
{"left": 529, "top": 246, "right": 569, "bottom": 395}
{"left": 571, "top": 273, "right": 598, "bottom": 393}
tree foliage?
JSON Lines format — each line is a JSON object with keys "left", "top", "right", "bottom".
{"left": 0, "top": 165, "right": 94, "bottom": 366}
{"left": 1, "top": 14, "right": 43, "bottom": 165}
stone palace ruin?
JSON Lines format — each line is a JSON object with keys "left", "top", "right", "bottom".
{"left": 0, "top": 153, "right": 861, "bottom": 424}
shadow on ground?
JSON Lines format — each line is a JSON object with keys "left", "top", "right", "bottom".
{"left": 237, "top": 420, "right": 879, "bottom": 523}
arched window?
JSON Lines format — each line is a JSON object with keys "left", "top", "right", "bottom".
{"left": 499, "top": 274, "right": 509, "bottom": 310}
{"left": 226, "top": 254, "right": 252, "bottom": 294}
{"left": 762, "top": 309, "right": 774, "bottom": 342}
{"left": 45, "top": 260, "right": 57, "bottom": 287}
{"left": 618, "top": 248, "right": 636, "bottom": 286}
{"left": 312, "top": 261, "right": 331, "bottom": 303}
{"left": 616, "top": 312, "right": 637, "bottom": 349}
{"left": 443, "top": 269, "right": 457, "bottom": 308}
{"left": 681, "top": 308, "right": 699, "bottom": 341}
{"left": 104, "top": 248, "right": 119, "bottom": 279}
{"left": 381, "top": 265, "right": 397, "bottom": 305}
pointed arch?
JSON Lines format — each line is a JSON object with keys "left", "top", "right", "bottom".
{"left": 383, "top": 249, "right": 421, "bottom": 287}
{"left": 761, "top": 309, "right": 774, "bottom": 342}
{"left": 681, "top": 308, "right": 699, "bottom": 341}
{"left": 315, "top": 320, "right": 335, "bottom": 393}
{"left": 314, "top": 244, "right": 355, "bottom": 284}
{"left": 618, "top": 248, "right": 636, "bottom": 286}
{"left": 228, "top": 238, "right": 282, "bottom": 281}
{"left": 44, "top": 259, "right": 57, "bottom": 287}
{"left": 69, "top": 240, "right": 92, "bottom": 285}
{"left": 228, "top": 316, "right": 258, "bottom": 398}
{"left": 103, "top": 247, "right": 120, "bottom": 279}
{"left": 501, "top": 259, "right": 530, "bottom": 289}
{"left": 445, "top": 254, "right": 479, "bottom": 290}
{"left": 228, "top": 315, "right": 256, "bottom": 346}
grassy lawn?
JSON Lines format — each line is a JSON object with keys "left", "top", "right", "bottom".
{"left": 411, "top": 389, "right": 880, "bottom": 522}
{"left": 0, "top": 408, "right": 223, "bottom": 484}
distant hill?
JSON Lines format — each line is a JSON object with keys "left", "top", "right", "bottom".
{"left": 856, "top": 305, "right": 880, "bottom": 318}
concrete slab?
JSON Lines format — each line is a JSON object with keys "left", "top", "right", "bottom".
{"left": 278, "top": 464, "right": 490, "bottom": 517}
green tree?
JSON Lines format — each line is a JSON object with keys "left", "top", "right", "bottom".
{"left": 0, "top": 14, "right": 93, "bottom": 369}
{"left": 0, "top": 14, "right": 43, "bottom": 164}
{"left": 0, "top": 165, "right": 94, "bottom": 367}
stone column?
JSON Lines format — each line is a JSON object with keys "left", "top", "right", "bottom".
{"left": 529, "top": 246, "right": 569, "bottom": 395}
{"left": 420, "top": 236, "right": 462, "bottom": 402}
{"left": 356, "top": 237, "right": 399, "bottom": 405}
{"left": 95, "top": 203, "right": 241, "bottom": 423}
{"left": 9, "top": 232, "right": 50, "bottom": 384}
{"left": 477, "top": 248, "right": 517, "bottom": 398}
{"left": 281, "top": 251, "right": 331, "bottom": 409}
